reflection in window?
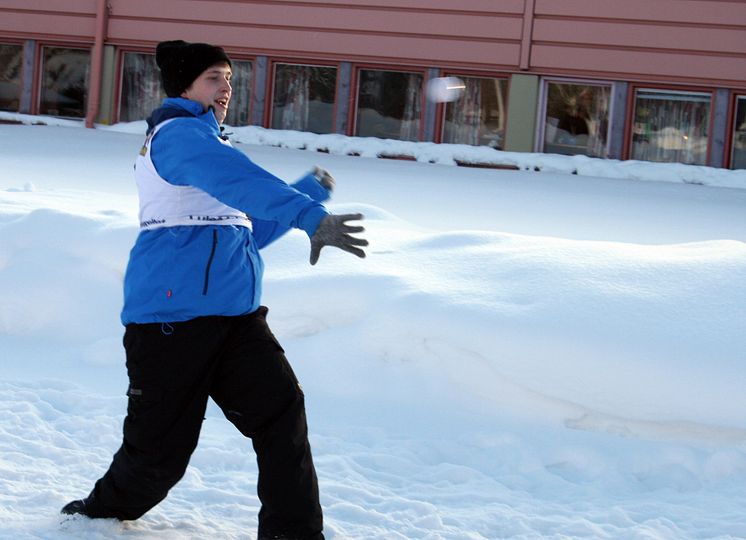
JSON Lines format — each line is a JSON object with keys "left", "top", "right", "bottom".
{"left": 543, "top": 81, "right": 610, "bottom": 157}
{"left": 731, "top": 96, "right": 746, "bottom": 170}
{"left": 120, "top": 52, "right": 164, "bottom": 122}
{"left": 631, "top": 89, "right": 710, "bottom": 165}
{"left": 40, "top": 47, "right": 90, "bottom": 118}
{"left": 225, "top": 60, "right": 252, "bottom": 127}
{"left": 356, "top": 69, "right": 423, "bottom": 141}
{"left": 271, "top": 63, "right": 336, "bottom": 134}
{"left": 442, "top": 76, "right": 508, "bottom": 149}
{"left": 0, "top": 44, "right": 22, "bottom": 112}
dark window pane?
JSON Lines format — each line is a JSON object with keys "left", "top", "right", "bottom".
{"left": 631, "top": 89, "right": 710, "bottom": 165}
{"left": 0, "top": 43, "right": 22, "bottom": 112}
{"left": 225, "top": 60, "right": 252, "bottom": 127}
{"left": 731, "top": 96, "right": 746, "bottom": 170}
{"left": 120, "top": 52, "right": 164, "bottom": 122}
{"left": 443, "top": 76, "right": 508, "bottom": 148}
{"left": 40, "top": 47, "right": 90, "bottom": 118}
{"left": 356, "top": 69, "right": 423, "bottom": 141}
{"left": 271, "top": 63, "right": 336, "bottom": 134}
{"left": 543, "top": 82, "right": 610, "bottom": 158}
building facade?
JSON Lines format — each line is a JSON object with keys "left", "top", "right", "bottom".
{"left": 1, "top": 0, "right": 745, "bottom": 169}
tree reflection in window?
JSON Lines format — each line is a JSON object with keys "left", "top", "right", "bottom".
{"left": 356, "top": 69, "right": 423, "bottom": 141}
{"left": 40, "top": 47, "right": 90, "bottom": 118}
{"left": 543, "top": 82, "right": 610, "bottom": 158}
{"left": 0, "top": 44, "right": 22, "bottom": 112}
{"left": 224, "top": 60, "right": 252, "bottom": 127}
{"left": 120, "top": 52, "right": 163, "bottom": 122}
{"left": 271, "top": 63, "right": 336, "bottom": 134}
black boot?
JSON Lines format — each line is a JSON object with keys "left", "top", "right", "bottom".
{"left": 60, "top": 498, "right": 90, "bottom": 517}
{"left": 60, "top": 494, "right": 116, "bottom": 519}
{"left": 258, "top": 534, "right": 325, "bottom": 540}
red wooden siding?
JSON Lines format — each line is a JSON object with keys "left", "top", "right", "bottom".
{"left": 531, "top": 0, "right": 746, "bottom": 87}
{"left": 0, "top": 0, "right": 95, "bottom": 42}
{"left": 0, "top": 0, "right": 744, "bottom": 87}
{"left": 105, "top": 0, "right": 524, "bottom": 69}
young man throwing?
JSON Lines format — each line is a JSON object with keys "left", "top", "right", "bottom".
{"left": 61, "top": 40, "right": 367, "bottom": 540}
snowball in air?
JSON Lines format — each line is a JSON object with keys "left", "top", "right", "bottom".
{"left": 426, "top": 77, "right": 466, "bottom": 103}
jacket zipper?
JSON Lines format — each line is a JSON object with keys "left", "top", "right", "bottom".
{"left": 202, "top": 229, "right": 218, "bottom": 295}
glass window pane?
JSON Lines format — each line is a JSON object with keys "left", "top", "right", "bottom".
{"left": 40, "top": 47, "right": 90, "bottom": 118}
{"left": 224, "top": 60, "right": 252, "bottom": 127}
{"left": 271, "top": 63, "right": 336, "bottom": 134}
{"left": 543, "top": 82, "right": 610, "bottom": 158}
{"left": 120, "top": 52, "right": 164, "bottom": 122}
{"left": 356, "top": 69, "right": 423, "bottom": 141}
{"left": 442, "top": 76, "right": 508, "bottom": 149}
{"left": 731, "top": 96, "right": 746, "bottom": 170}
{"left": 0, "top": 43, "right": 23, "bottom": 112}
{"left": 631, "top": 89, "right": 710, "bottom": 165}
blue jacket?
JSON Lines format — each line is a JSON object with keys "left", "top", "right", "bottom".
{"left": 121, "top": 98, "right": 330, "bottom": 324}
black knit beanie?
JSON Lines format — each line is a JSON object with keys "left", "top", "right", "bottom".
{"left": 156, "top": 40, "right": 232, "bottom": 97}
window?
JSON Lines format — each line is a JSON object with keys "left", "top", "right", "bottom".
{"left": 542, "top": 81, "right": 611, "bottom": 158}
{"left": 39, "top": 47, "right": 90, "bottom": 118}
{"left": 0, "top": 43, "right": 23, "bottom": 112}
{"left": 271, "top": 63, "right": 336, "bottom": 134}
{"left": 731, "top": 96, "right": 746, "bottom": 170}
{"left": 225, "top": 60, "right": 252, "bottom": 127}
{"left": 442, "top": 75, "right": 508, "bottom": 149}
{"left": 356, "top": 69, "right": 423, "bottom": 141}
{"left": 631, "top": 88, "right": 711, "bottom": 166}
{"left": 119, "top": 52, "right": 164, "bottom": 122}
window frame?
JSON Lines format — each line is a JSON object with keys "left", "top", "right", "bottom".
{"left": 437, "top": 69, "right": 510, "bottom": 148}
{"left": 727, "top": 93, "right": 746, "bottom": 170}
{"left": 36, "top": 43, "right": 92, "bottom": 119}
{"left": 114, "top": 48, "right": 162, "bottom": 124}
{"left": 351, "top": 63, "right": 428, "bottom": 141}
{"left": 221, "top": 54, "right": 255, "bottom": 127}
{"left": 624, "top": 83, "right": 715, "bottom": 165}
{"left": 0, "top": 40, "right": 26, "bottom": 113}
{"left": 535, "top": 76, "right": 616, "bottom": 158}
{"left": 266, "top": 58, "right": 340, "bottom": 133}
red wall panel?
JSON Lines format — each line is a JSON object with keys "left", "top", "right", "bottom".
{"left": 0, "top": 0, "right": 744, "bottom": 87}
{"left": 531, "top": 0, "right": 746, "bottom": 86}
{"left": 105, "top": 0, "right": 524, "bottom": 69}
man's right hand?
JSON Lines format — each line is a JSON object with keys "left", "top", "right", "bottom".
{"left": 310, "top": 213, "right": 368, "bottom": 265}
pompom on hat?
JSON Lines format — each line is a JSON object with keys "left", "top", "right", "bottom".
{"left": 156, "top": 40, "right": 232, "bottom": 97}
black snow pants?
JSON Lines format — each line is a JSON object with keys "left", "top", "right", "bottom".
{"left": 86, "top": 307, "right": 324, "bottom": 539}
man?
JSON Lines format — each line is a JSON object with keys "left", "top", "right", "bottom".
{"left": 61, "top": 40, "right": 367, "bottom": 540}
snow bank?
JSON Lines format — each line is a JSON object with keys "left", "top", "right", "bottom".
{"left": 2, "top": 111, "right": 744, "bottom": 190}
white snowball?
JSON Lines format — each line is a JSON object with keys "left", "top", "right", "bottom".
{"left": 425, "top": 77, "right": 466, "bottom": 103}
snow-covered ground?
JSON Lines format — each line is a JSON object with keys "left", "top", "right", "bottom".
{"left": 1, "top": 117, "right": 746, "bottom": 540}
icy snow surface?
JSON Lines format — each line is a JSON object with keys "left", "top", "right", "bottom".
{"left": 1, "top": 119, "right": 746, "bottom": 539}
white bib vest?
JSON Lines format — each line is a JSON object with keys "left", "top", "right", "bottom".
{"left": 135, "top": 119, "right": 252, "bottom": 230}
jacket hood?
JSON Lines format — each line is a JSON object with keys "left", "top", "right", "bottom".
{"left": 146, "top": 97, "right": 218, "bottom": 134}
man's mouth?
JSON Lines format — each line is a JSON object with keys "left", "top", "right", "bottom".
{"left": 215, "top": 98, "right": 229, "bottom": 109}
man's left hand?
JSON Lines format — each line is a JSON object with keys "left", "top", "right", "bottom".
{"left": 312, "top": 166, "right": 336, "bottom": 192}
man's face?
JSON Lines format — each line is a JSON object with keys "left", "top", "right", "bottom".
{"left": 181, "top": 62, "right": 232, "bottom": 123}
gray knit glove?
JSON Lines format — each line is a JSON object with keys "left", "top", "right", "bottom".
{"left": 310, "top": 213, "right": 368, "bottom": 265}
{"left": 312, "top": 166, "right": 336, "bottom": 191}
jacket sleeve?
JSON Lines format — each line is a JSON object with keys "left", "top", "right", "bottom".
{"left": 252, "top": 172, "right": 332, "bottom": 249}
{"left": 150, "top": 118, "right": 329, "bottom": 238}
